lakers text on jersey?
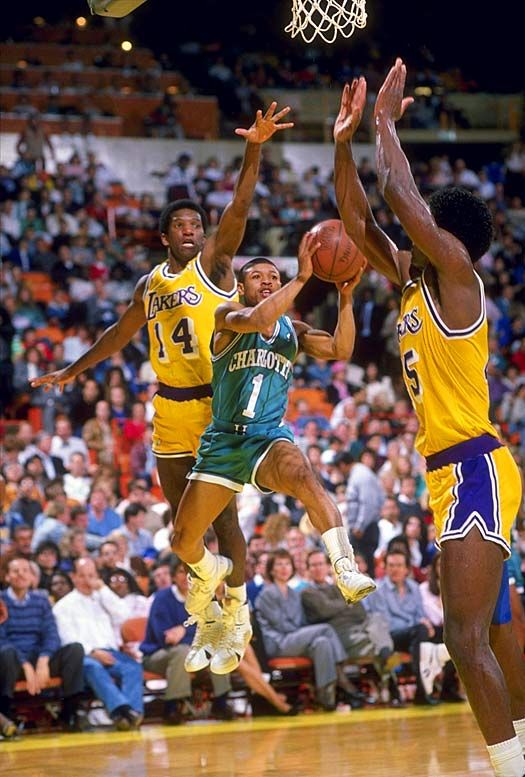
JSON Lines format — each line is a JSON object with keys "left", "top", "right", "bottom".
{"left": 398, "top": 271, "right": 521, "bottom": 556}
{"left": 144, "top": 255, "right": 237, "bottom": 457}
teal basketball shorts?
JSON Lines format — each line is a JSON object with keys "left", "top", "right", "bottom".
{"left": 188, "top": 423, "right": 295, "bottom": 493}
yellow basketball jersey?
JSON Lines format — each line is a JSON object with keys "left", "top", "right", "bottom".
{"left": 397, "top": 271, "right": 498, "bottom": 457}
{"left": 143, "top": 254, "right": 238, "bottom": 388}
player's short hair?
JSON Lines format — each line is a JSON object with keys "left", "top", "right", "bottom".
{"left": 428, "top": 186, "right": 494, "bottom": 262}
{"left": 238, "top": 257, "right": 280, "bottom": 283}
{"left": 159, "top": 200, "right": 209, "bottom": 235}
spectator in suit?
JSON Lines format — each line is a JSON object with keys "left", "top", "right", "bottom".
{"left": 51, "top": 418, "right": 88, "bottom": 468}
{"left": 19, "top": 431, "right": 66, "bottom": 481}
{"left": 353, "top": 287, "right": 385, "bottom": 366}
{"left": 0, "top": 557, "right": 84, "bottom": 735}
{"left": 302, "top": 550, "right": 394, "bottom": 677}
{"left": 255, "top": 550, "right": 347, "bottom": 711}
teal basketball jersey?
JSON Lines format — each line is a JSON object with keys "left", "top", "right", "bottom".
{"left": 211, "top": 315, "right": 298, "bottom": 429}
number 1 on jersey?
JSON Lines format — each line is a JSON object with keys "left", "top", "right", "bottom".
{"left": 242, "top": 373, "right": 264, "bottom": 419}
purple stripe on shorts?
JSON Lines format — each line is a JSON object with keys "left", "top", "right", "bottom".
{"left": 446, "top": 454, "right": 498, "bottom": 535}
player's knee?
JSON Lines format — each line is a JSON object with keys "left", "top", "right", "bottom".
{"left": 290, "top": 464, "right": 317, "bottom": 499}
{"left": 170, "top": 524, "right": 195, "bottom": 557}
{"left": 444, "top": 618, "right": 488, "bottom": 663}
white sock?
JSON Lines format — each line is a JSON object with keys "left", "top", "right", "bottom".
{"left": 513, "top": 718, "right": 525, "bottom": 756}
{"left": 436, "top": 643, "right": 451, "bottom": 666}
{"left": 225, "top": 584, "right": 246, "bottom": 605}
{"left": 188, "top": 547, "right": 217, "bottom": 579}
{"left": 322, "top": 527, "right": 355, "bottom": 569}
{"left": 486, "top": 736, "right": 524, "bottom": 777}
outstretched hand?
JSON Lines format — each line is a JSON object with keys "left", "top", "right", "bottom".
{"left": 297, "top": 231, "right": 321, "bottom": 282}
{"left": 333, "top": 77, "right": 367, "bottom": 144}
{"left": 336, "top": 258, "right": 367, "bottom": 296}
{"left": 374, "top": 57, "right": 414, "bottom": 123}
{"left": 235, "top": 102, "right": 294, "bottom": 144}
{"left": 30, "top": 367, "right": 76, "bottom": 393}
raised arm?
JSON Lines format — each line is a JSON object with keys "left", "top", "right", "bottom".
{"left": 374, "top": 59, "right": 474, "bottom": 284}
{"left": 334, "top": 79, "right": 404, "bottom": 286}
{"left": 200, "top": 102, "right": 294, "bottom": 289}
{"left": 30, "top": 276, "right": 148, "bottom": 391}
{"left": 294, "top": 260, "right": 365, "bottom": 360}
{"left": 214, "top": 232, "right": 318, "bottom": 336}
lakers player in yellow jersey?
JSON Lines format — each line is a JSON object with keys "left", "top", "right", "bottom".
{"left": 31, "top": 103, "right": 294, "bottom": 709}
{"left": 333, "top": 63, "right": 525, "bottom": 777}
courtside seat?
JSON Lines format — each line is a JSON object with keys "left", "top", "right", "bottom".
{"left": 266, "top": 656, "right": 315, "bottom": 705}
{"left": 120, "top": 617, "right": 165, "bottom": 684}
{"left": 15, "top": 677, "right": 63, "bottom": 693}
{"left": 267, "top": 657, "right": 313, "bottom": 672}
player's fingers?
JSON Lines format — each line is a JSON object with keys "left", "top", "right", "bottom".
{"left": 275, "top": 122, "right": 294, "bottom": 131}
{"left": 272, "top": 106, "right": 291, "bottom": 121}
{"left": 255, "top": 110, "right": 263, "bottom": 123}
{"left": 234, "top": 128, "right": 249, "bottom": 137}
{"left": 400, "top": 97, "right": 414, "bottom": 116}
{"left": 264, "top": 101, "right": 277, "bottom": 118}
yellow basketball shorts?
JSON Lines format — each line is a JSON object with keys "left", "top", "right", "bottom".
{"left": 426, "top": 442, "right": 521, "bottom": 559}
{"left": 151, "top": 394, "right": 212, "bottom": 459}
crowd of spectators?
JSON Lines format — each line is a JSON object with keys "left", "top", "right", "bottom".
{"left": 0, "top": 114, "right": 524, "bottom": 735}
{"left": 2, "top": 18, "right": 509, "bottom": 137}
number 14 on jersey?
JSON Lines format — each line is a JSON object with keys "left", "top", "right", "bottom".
{"left": 154, "top": 317, "right": 199, "bottom": 361}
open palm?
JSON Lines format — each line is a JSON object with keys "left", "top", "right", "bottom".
{"left": 333, "top": 78, "right": 367, "bottom": 143}
{"left": 235, "top": 102, "right": 294, "bottom": 144}
{"left": 374, "top": 58, "right": 414, "bottom": 123}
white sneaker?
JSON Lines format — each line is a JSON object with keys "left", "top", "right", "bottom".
{"left": 334, "top": 557, "right": 377, "bottom": 603}
{"left": 419, "top": 642, "right": 443, "bottom": 696}
{"left": 186, "top": 554, "right": 233, "bottom": 616}
{"left": 210, "top": 601, "right": 252, "bottom": 675}
{"left": 184, "top": 601, "right": 224, "bottom": 673}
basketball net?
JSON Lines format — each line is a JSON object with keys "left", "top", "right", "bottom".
{"left": 285, "top": 0, "right": 367, "bottom": 43}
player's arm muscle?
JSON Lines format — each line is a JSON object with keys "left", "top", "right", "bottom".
{"left": 215, "top": 274, "right": 308, "bottom": 336}
{"left": 335, "top": 140, "right": 404, "bottom": 286}
{"left": 376, "top": 116, "right": 475, "bottom": 285}
{"left": 200, "top": 143, "right": 262, "bottom": 288}
{"left": 65, "top": 277, "right": 148, "bottom": 376}
{"left": 294, "top": 289, "right": 357, "bottom": 361}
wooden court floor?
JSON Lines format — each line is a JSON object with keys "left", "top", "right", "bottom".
{"left": 1, "top": 704, "right": 494, "bottom": 777}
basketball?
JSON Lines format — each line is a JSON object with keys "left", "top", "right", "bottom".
{"left": 310, "top": 219, "right": 366, "bottom": 283}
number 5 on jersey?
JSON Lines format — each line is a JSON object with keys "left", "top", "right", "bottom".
{"left": 154, "top": 317, "right": 199, "bottom": 361}
{"left": 403, "top": 348, "right": 422, "bottom": 402}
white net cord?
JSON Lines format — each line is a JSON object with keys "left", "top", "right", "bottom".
{"left": 285, "top": 0, "right": 367, "bottom": 44}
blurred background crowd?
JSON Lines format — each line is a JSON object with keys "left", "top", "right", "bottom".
{"left": 0, "top": 7, "right": 524, "bottom": 735}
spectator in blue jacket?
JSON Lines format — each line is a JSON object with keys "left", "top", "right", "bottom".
{"left": 0, "top": 556, "right": 84, "bottom": 734}
{"left": 140, "top": 561, "right": 233, "bottom": 725}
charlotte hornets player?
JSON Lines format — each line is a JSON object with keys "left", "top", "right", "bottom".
{"left": 31, "top": 102, "right": 293, "bottom": 646}
{"left": 333, "top": 63, "right": 525, "bottom": 777}
{"left": 171, "top": 231, "right": 375, "bottom": 676}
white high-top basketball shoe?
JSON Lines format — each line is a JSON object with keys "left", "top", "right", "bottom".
{"left": 210, "top": 601, "right": 253, "bottom": 675}
{"left": 185, "top": 554, "right": 233, "bottom": 616}
{"left": 333, "top": 557, "right": 376, "bottom": 603}
{"left": 184, "top": 601, "right": 224, "bottom": 673}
